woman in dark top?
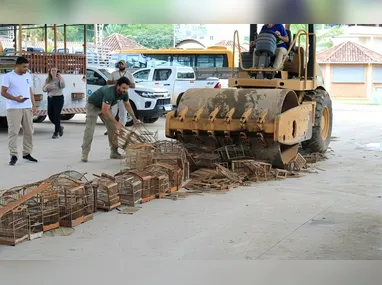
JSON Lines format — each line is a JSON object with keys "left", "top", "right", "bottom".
{"left": 43, "top": 67, "right": 66, "bottom": 139}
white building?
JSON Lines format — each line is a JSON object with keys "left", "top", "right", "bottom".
{"left": 332, "top": 25, "right": 382, "bottom": 53}
{"left": 175, "top": 24, "right": 250, "bottom": 47}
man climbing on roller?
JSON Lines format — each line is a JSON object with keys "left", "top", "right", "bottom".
{"left": 250, "top": 24, "right": 289, "bottom": 70}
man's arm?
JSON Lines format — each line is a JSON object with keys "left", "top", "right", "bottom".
{"left": 30, "top": 87, "right": 36, "bottom": 113}
{"left": 1, "top": 75, "right": 22, "bottom": 102}
{"left": 123, "top": 100, "right": 138, "bottom": 123}
{"left": 1, "top": 86, "right": 22, "bottom": 102}
{"left": 101, "top": 102, "right": 120, "bottom": 126}
{"left": 276, "top": 25, "right": 289, "bottom": 43}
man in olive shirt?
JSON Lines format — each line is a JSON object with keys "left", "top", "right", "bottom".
{"left": 81, "top": 76, "right": 139, "bottom": 162}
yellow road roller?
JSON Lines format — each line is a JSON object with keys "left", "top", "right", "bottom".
{"left": 165, "top": 24, "right": 332, "bottom": 168}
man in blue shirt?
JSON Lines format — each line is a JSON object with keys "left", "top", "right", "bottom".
{"left": 250, "top": 24, "right": 289, "bottom": 70}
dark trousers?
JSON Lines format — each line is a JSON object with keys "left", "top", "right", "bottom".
{"left": 47, "top": 95, "right": 64, "bottom": 133}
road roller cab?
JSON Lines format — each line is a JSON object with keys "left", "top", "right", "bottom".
{"left": 165, "top": 24, "right": 333, "bottom": 169}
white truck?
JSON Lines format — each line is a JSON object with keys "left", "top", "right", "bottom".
{"left": 0, "top": 59, "right": 172, "bottom": 128}
{"left": 131, "top": 66, "right": 222, "bottom": 106}
{"left": 86, "top": 66, "right": 172, "bottom": 125}
{"left": 0, "top": 55, "right": 88, "bottom": 127}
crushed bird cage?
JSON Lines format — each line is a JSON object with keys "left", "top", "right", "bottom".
{"left": 129, "top": 170, "right": 156, "bottom": 202}
{"left": 92, "top": 173, "right": 121, "bottom": 211}
{"left": 123, "top": 144, "right": 155, "bottom": 171}
{"left": 114, "top": 171, "right": 142, "bottom": 206}
{"left": 286, "top": 153, "right": 307, "bottom": 171}
{"left": 216, "top": 145, "right": 252, "bottom": 162}
{"left": 49, "top": 174, "right": 93, "bottom": 228}
{"left": 302, "top": 152, "right": 327, "bottom": 164}
{"left": 242, "top": 161, "right": 273, "bottom": 182}
{"left": 215, "top": 164, "right": 243, "bottom": 184}
{"left": 117, "top": 124, "right": 158, "bottom": 149}
{"left": 144, "top": 165, "right": 170, "bottom": 197}
{"left": 231, "top": 159, "right": 258, "bottom": 176}
{"left": 182, "top": 143, "right": 221, "bottom": 171}
{"left": 0, "top": 183, "right": 51, "bottom": 246}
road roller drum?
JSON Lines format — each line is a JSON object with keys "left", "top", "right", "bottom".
{"left": 165, "top": 88, "right": 316, "bottom": 168}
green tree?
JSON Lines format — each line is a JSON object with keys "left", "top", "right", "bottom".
{"left": 289, "top": 24, "right": 344, "bottom": 52}
{"left": 103, "top": 24, "right": 174, "bottom": 48}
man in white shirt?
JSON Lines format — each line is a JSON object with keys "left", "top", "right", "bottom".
{"left": 1, "top": 56, "right": 38, "bottom": 165}
{"left": 104, "top": 59, "right": 136, "bottom": 135}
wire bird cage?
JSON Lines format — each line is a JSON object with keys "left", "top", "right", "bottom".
{"left": 116, "top": 124, "right": 158, "bottom": 150}
{"left": 144, "top": 165, "right": 170, "bottom": 197}
{"left": 129, "top": 170, "right": 156, "bottom": 202}
{"left": 123, "top": 144, "right": 155, "bottom": 171}
{"left": 114, "top": 171, "right": 142, "bottom": 206}
{"left": 48, "top": 172, "right": 94, "bottom": 228}
{"left": 91, "top": 174, "right": 121, "bottom": 211}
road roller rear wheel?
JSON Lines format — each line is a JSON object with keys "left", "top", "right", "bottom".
{"left": 302, "top": 88, "right": 333, "bottom": 153}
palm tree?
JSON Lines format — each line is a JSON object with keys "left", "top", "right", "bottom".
{"left": 103, "top": 24, "right": 130, "bottom": 37}
{"left": 289, "top": 24, "right": 344, "bottom": 52}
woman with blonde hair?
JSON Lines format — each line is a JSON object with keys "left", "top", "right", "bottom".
{"left": 43, "top": 67, "right": 66, "bottom": 139}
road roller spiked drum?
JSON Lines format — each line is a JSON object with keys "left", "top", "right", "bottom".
{"left": 165, "top": 88, "right": 316, "bottom": 168}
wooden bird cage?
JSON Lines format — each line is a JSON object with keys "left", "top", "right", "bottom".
{"left": 144, "top": 165, "right": 170, "bottom": 197}
{"left": 39, "top": 189, "right": 60, "bottom": 232}
{"left": 116, "top": 124, "right": 158, "bottom": 150}
{"left": 47, "top": 171, "right": 95, "bottom": 220}
{"left": 149, "top": 163, "right": 183, "bottom": 192}
{"left": 92, "top": 174, "right": 121, "bottom": 211}
{"left": 0, "top": 183, "right": 51, "bottom": 246}
{"left": 129, "top": 170, "right": 156, "bottom": 202}
{"left": 153, "top": 140, "right": 187, "bottom": 173}
{"left": 49, "top": 176, "right": 89, "bottom": 228}
{"left": 123, "top": 144, "right": 154, "bottom": 171}
{"left": 0, "top": 205, "right": 29, "bottom": 246}
{"left": 114, "top": 171, "right": 142, "bottom": 206}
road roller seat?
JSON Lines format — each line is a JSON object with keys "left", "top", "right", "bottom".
{"left": 254, "top": 31, "right": 277, "bottom": 57}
